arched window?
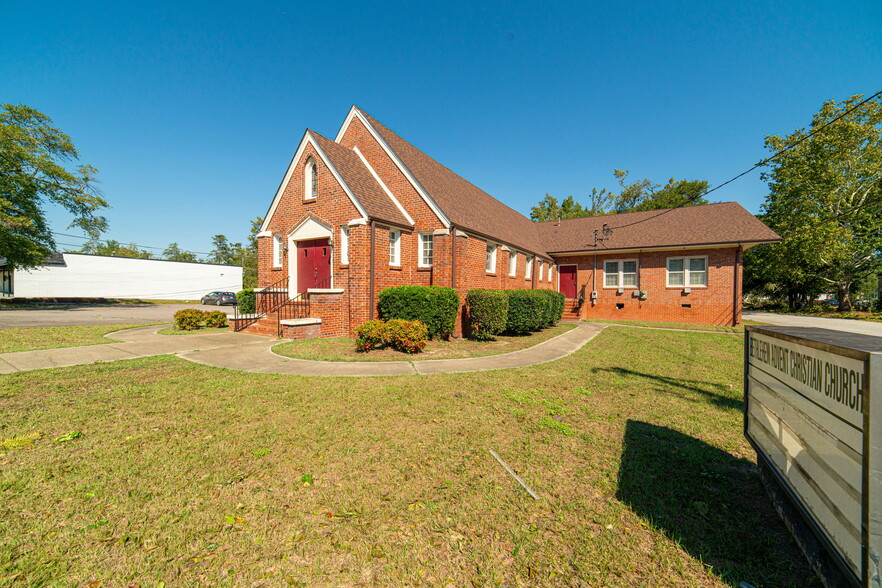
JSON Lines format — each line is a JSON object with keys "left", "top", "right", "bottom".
{"left": 304, "top": 158, "right": 318, "bottom": 201}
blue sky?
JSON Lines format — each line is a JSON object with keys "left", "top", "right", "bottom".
{"left": 3, "top": 0, "right": 879, "bottom": 257}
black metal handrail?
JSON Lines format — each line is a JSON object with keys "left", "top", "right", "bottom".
{"left": 273, "top": 275, "right": 333, "bottom": 336}
{"left": 233, "top": 274, "right": 335, "bottom": 336}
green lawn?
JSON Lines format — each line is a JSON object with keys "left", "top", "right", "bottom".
{"left": 0, "top": 324, "right": 160, "bottom": 354}
{"left": 583, "top": 318, "right": 749, "bottom": 333}
{"left": 272, "top": 323, "right": 577, "bottom": 362}
{"left": 0, "top": 328, "right": 815, "bottom": 586}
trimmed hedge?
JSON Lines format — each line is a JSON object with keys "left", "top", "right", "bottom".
{"left": 378, "top": 285, "right": 459, "bottom": 339}
{"left": 505, "top": 289, "right": 549, "bottom": 334}
{"left": 536, "top": 289, "right": 565, "bottom": 327}
{"left": 465, "top": 289, "right": 508, "bottom": 340}
{"left": 236, "top": 288, "right": 256, "bottom": 314}
{"left": 355, "top": 319, "right": 428, "bottom": 354}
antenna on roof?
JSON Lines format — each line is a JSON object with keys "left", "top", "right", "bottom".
{"left": 593, "top": 223, "right": 612, "bottom": 247}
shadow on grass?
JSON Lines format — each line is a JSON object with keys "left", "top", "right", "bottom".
{"left": 592, "top": 366, "right": 743, "bottom": 411}
{"left": 616, "top": 420, "right": 817, "bottom": 587}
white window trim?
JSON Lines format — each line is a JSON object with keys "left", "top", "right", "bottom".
{"left": 525, "top": 255, "right": 533, "bottom": 280}
{"left": 666, "top": 255, "right": 708, "bottom": 288}
{"left": 508, "top": 250, "right": 518, "bottom": 277}
{"left": 539, "top": 261, "right": 545, "bottom": 281}
{"left": 548, "top": 264, "right": 554, "bottom": 283}
{"left": 272, "top": 234, "right": 283, "bottom": 267}
{"left": 418, "top": 232, "right": 434, "bottom": 268}
{"left": 389, "top": 229, "right": 401, "bottom": 267}
{"left": 602, "top": 259, "right": 639, "bottom": 289}
{"left": 340, "top": 225, "right": 350, "bottom": 265}
{"left": 304, "top": 157, "right": 317, "bottom": 202}
{"left": 485, "top": 243, "right": 497, "bottom": 274}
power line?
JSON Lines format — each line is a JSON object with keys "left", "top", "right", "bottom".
{"left": 52, "top": 231, "right": 213, "bottom": 255}
{"left": 608, "top": 90, "right": 882, "bottom": 231}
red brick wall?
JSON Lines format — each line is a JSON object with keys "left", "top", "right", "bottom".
{"left": 551, "top": 247, "right": 743, "bottom": 326}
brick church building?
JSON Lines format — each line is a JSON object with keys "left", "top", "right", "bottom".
{"left": 244, "top": 106, "right": 779, "bottom": 339}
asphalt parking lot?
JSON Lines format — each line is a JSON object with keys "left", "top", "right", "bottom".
{"left": 0, "top": 302, "right": 228, "bottom": 328}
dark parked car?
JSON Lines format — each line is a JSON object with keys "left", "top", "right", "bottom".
{"left": 201, "top": 291, "right": 237, "bottom": 306}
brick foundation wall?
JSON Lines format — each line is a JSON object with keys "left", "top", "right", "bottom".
{"left": 281, "top": 323, "right": 322, "bottom": 340}
{"left": 551, "top": 247, "right": 743, "bottom": 326}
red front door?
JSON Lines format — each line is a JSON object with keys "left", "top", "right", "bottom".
{"left": 559, "top": 265, "right": 577, "bottom": 299}
{"left": 296, "top": 239, "right": 331, "bottom": 293}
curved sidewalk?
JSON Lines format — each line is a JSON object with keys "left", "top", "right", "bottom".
{"left": 0, "top": 323, "right": 605, "bottom": 377}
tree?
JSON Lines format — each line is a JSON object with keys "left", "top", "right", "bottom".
{"left": 757, "top": 94, "right": 882, "bottom": 311}
{"left": 530, "top": 170, "right": 709, "bottom": 222}
{"left": 209, "top": 234, "right": 238, "bottom": 265}
{"left": 530, "top": 194, "right": 589, "bottom": 221}
{"left": 209, "top": 218, "right": 261, "bottom": 287}
{"left": 0, "top": 104, "right": 108, "bottom": 269}
{"left": 93, "top": 239, "right": 152, "bottom": 259}
{"left": 163, "top": 242, "right": 197, "bottom": 263}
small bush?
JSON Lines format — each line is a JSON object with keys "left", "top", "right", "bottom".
{"left": 465, "top": 289, "right": 508, "bottom": 340}
{"left": 355, "top": 320, "right": 387, "bottom": 352}
{"left": 174, "top": 308, "right": 205, "bottom": 331}
{"left": 378, "top": 285, "right": 459, "bottom": 339}
{"left": 237, "top": 289, "right": 256, "bottom": 314}
{"left": 536, "top": 289, "right": 565, "bottom": 327}
{"left": 204, "top": 310, "right": 228, "bottom": 328}
{"left": 505, "top": 289, "right": 548, "bottom": 334}
{"left": 354, "top": 319, "right": 428, "bottom": 354}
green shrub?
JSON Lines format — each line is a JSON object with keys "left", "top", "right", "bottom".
{"left": 465, "top": 289, "right": 508, "bottom": 340}
{"left": 236, "top": 289, "right": 256, "bottom": 314}
{"left": 536, "top": 289, "right": 565, "bottom": 327}
{"left": 505, "top": 290, "right": 548, "bottom": 334}
{"left": 204, "top": 310, "right": 228, "bottom": 328}
{"left": 378, "top": 285, "right": 459, "bottom": 339}
{"left": 174, "top": 308, "right": 205, "bottom": 331}
{"left": 354, "top": 319, "right": 428, "bottom": 354}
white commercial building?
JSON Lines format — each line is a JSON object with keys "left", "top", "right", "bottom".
{"left": 0, "top": 253, "right": 242, "bottom": 300}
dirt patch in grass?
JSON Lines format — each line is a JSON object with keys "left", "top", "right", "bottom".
{"left": 584, "top": 318, "right": 747, "bottom": 333}
{"left": 157, "top": 326, "right": 229, "bottom": 336}
{"left": 0, "top": 328, "right": 816, "bottom": 586}
{"left": 0, "top": 323, "right": 160, "bottom": 353}
{"left": 272, "top": 323, "right": 577, "bottom": 362}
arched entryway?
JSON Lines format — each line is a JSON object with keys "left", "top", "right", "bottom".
{"left": 288, "top": 216, "right": 333, "bottom": 296}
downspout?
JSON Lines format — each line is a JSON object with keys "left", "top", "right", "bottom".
{"left": 732, "top": 245, "right": 742, "bottom": 326}
{"left": 369, "top": 220, "right": 376, "bottom": 320}
{"left": 450, "top": 224, "right": 457, "bottom": 290}
{"left": 592, "top": 255, "right": 597, "bottom": 306}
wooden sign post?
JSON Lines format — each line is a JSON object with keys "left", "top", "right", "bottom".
{"left": 744, "top": 326, "right": 882, "bottom": 587}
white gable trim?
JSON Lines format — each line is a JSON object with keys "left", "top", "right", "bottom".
{"left": 335, "top": 106, "right": 451, "bottom": 229}
{"left": 289, "top": 215, "right": 333, "bottom": 241}
{"left": 352, "top": 146, "right": 415, "bottom": 226}
{"left": 259, "top": 131, "right": 369, "bottom": 233}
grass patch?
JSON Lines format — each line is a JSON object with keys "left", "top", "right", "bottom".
{"left": 584, "top": 318, "right": 747, "bottom": 333}
{"left": 273, "top": 323, "right": 577, "bottom": 362}
{"left": 0, "top": 328, "right": 815, "bottom": 586}
{"left": 157, "top": 326, "right": 229, "bottom": 336}
{"left": 0, "top": 324, "right": 160, "bottom": 353}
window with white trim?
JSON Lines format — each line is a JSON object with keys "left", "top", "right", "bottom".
{"left": 340, "top": 225, "right": 350, "bottom": 265}
{"left": 419, "top": 233, "right": 434, "bottom": 267}
{"left": 603, "top": 260, "right": 638, "bottom": 288}
{"left": 548, "top": 264, "right": 554, "bottom": 283}
{"left": 272, "top": 234, "right": 283, "bottom": 267}
{"left": 485, "top": 243, "right": 497, "bottom": 273}
{"left": 667, "top": 256, "right": 707, "bottom": 287}
{"left": 538, "top": 261, "right": 544, "bottom": 281}
{"left": 525, "top": 255, "right": 533, "bottom": 279}
{"left": 389, "top": 229, "right": 401, "bottom": 266}
{"left": 304, "top": 158, "right": 318, "bottom": 201}
{"left": 508, "top": 251, "right": 518, "bottom": 277}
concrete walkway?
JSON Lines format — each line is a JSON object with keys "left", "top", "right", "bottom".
{"left": 744, "top": 311, "right": 882, "bottom": 336}
{"left": 0, "top": 323, "right": 606, "bottom": 377}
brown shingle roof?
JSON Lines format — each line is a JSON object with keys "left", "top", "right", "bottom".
{"left": 536, "top": 202, "right": 781, "bottom": 253}
{"left": 356, "top": 108, "right": 550, "bottom": 258}
{"left": 310, "top": 130, "right": 411, "bottom": 228}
